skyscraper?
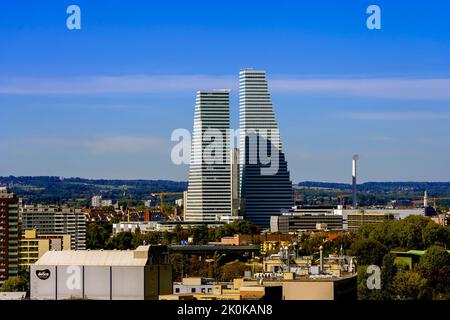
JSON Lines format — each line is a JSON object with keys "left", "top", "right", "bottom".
{"left": 239, "top": 69, "right": 294, "bottom": 228}
{"left": 185, "top": 90, "right": 232, "bottom": 222}
{"left": 0, "top": 187, "right": 19, "bottom": 283}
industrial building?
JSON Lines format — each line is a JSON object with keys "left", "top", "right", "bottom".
{"left": 0, "top": 187, "right": 19, "bottom": 283}
{"left": 21, "top": 205, "right": 86, "bottom": 250}
{"left": 30, "top": 245, "right": 172, "bottom": 300}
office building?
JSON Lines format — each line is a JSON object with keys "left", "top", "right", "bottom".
{"left": 185, "top": 90, "right": 232, "bottom": 222}
{"left": 347, "top": 212, "right": 396, "bottom": 232}
{"left": 0, "top": 187, "right": 20, "bottom": 283}
{"left": 21, "top": 205, "right": 86, "bottom": 250}
{"left": 30, "top": 245, "right": 172, "bottom": 300}
{"left": 239, "top": 69, "right": 294, "bottom": 228}
{"left": 19, "top": 229, "right": 71, "bottom": 267}
{"left": 271, "top": 207, "right": 344, "bottom": 233}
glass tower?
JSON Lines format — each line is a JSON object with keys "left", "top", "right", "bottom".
{"left": 239, "top": 69, "right": 294, "bottom": 228}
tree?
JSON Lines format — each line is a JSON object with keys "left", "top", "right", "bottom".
{"left": 350, "top": 239, "right": 387, "bottom": 266}
{"left": 356, "top": 265, "right": 384, "bottom": 300}
{"left": 417, "top": 246, "right": 450, "bottom": 297}
{"left": 107, "top": 231, "right": 134, "bottom": 250}
{"left": 397, "top": 216, "right": 430, "bottom": 249}
{"left": 192, "top": 225, "right": 209, "bottom": 245}
{"left": 380, "top": 253, "right": 400, "bottom": 299}
{"left": 0, "top": 276, "right": 28, "bottom": 292}
{"left": 231, "top": 220, "right": 258, "bottom": 235}
{"left": 219, "top": 261, "right": 249, "bottom": 281}
{"left": 86, "top": 222, "right": 111, "bottom": 249}
{"left": 422, "top": 221, "right": 450, "bottom": 248}
{"left": 392, "top": 270, "right": 429, "bottom": 300}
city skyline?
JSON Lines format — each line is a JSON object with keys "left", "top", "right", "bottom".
{"left": 1, "top": 1, "right": 450, "bottom": 182}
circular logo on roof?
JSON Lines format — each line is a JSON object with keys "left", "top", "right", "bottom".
{"left": 36, "top": 269, "right": 51, "bottom": 280}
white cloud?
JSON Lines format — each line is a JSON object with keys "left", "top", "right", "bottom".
{"left": 1, "top": 75, "right": 450, "bottom": 101}
{"left": 0, "top": 135, "right": 170, "bottom": 155}
{"left": 339, "top": 112, "right": 450, "bottom": 121}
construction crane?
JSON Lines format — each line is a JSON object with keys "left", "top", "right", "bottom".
{"left": 150, "top": 192, "right": 185, "bottom": 219}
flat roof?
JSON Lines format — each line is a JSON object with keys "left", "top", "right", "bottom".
{"left": 34, "top": 246, "right": 150, "bottom": 266}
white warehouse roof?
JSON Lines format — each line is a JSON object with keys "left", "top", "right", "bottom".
{"left": 34, "top": 245, "right": 150, "bottom": 267}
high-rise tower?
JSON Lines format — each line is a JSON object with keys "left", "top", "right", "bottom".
{"left": 185, "top": 90, "right": 232, "bottom": 222}
{"left": 239, "top": 69, "right": 294, "bottom": 228}
{"left": 0, "top": 187, "right": 19, "bottom": 284}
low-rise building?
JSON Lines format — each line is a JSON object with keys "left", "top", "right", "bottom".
{"left": 112, "top": 221, "right": 158, "bottom": 235}
{"left": 271, "top": 207, "right": 344, "bottom": 233}
{"left": 19, "top": 229, "right": 71, "bottom": 267}
{"left": 347, "top": 212, "right": 396, "bottom": 232}
{"left": 173, "top": 277, "right": 217, "bottom": 295}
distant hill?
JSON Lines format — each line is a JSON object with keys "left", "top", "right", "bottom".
{"left": 2, "top": 176, "right": 450, "bottom": 206}
{"left": 0, "top": 176, "right": 187, "bottom": 206}
{"left": 297, "top": 181, "right": 450, "bottom": 193}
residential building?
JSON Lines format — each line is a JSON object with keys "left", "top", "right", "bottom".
{"left": 21, "top": 205, "right": 86, "bottom": 250}
{"left": 91, "top": 195, "right": 102, "bottom": 208}
{"left": 19, "top": 229, "right": 71, "bottom": 267}
{"left": 0, "top": 187, "right": 19, "bottom": 283}
{"left": 112, "top": 221, "right": 158, "bottom": 235}
{"left": 185, "top": 90, "right": 232, "bottom": 222}
{"left": 239, "top": 69, "right": 294, "bottom": 228}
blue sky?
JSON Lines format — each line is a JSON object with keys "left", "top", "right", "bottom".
{"left": 1, "top": 1, "right": 450, "bottom": 182}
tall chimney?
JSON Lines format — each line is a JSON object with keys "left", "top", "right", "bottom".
{"left": 352, "top": 155, "right": 359, "bottom": 208}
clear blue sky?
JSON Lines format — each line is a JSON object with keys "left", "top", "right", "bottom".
{"left": 1, "top": 1, "right": 450, "bottom": 182}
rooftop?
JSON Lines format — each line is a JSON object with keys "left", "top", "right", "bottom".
{"left": 34, "top": 245, "right": 151, "bottom": 266}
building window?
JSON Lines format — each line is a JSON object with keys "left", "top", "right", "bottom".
{"left": 175, "top": 288, "right": 180, "bottom": 293}
{"left": 191, "top": 288, "right": 196, "bottom": 293}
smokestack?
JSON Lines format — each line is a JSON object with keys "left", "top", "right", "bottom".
{"left": 352, "top": 155, "right": 359, "bottom": 208}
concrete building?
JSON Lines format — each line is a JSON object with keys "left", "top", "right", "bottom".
{"left": 19, "top": 229, "right": 71, "bottom": 267}
{"left": 0, "top": 187, "right": 19, "bottom": 283}
{"left": 91, "top": 196, "right": 114, "bottom": 208}
{"left": 347, "top": 212, "right": 396, "bottom": 232}
{"left": 173, "top": 277, "right": 216, "bottom": 294}
{"left": 333, "top": 206, "right": 426, "bottom": 230}
{"left": 270, "top": 207, "right": 344, "bottom": 233}
{"left": 112, "top": 221, "right": 158, "bottom": 235}
{"left": 163, "top": 278, "right": 282, "bottom": 301}
{"left": 185, "top": 90, "right": 232, "bottom": 222}
{"left": 21, "top": 205, "right": 86, "bottom": 250}
{"left": 30, "top": 245, "right": 172, "bottom": 300}
{"left": 91, "top": 195, "right": 102, "bottom": 208}
{"left": 240, "top": 276, "right": 356, "bottom": 300}
{"left": 239, "top": 69, "right": 294, "bottom": 228}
